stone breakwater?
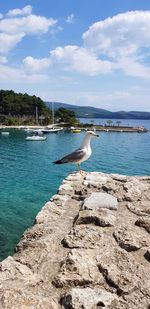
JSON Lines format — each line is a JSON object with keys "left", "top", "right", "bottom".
{"left": 0, "top": 172, "right": 150, "bottom": 309}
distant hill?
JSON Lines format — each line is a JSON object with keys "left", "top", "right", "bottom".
{"left": 46, "top": 102, "right": 150, "bottom": 120}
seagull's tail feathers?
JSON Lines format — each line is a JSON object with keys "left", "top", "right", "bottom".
{"left": 53, "top": 158, "right": 67, "bottom": 164}
{"left": 53, "top": 159, "right": 63, "bottom": 164}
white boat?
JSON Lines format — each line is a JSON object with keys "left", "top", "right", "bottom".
{"left": 33, "top": 129, "right": 43, "bottom": 135}
{"left": 42, "top": 127, "right": 63, "bottom": 134}
{"left": 26, "top": 135, "right": 46, "bottom": 141}
{"left": 24, "top": 128, "right": 35, "bottom": 133}
{"left": 24, "top": 128, "right": 43, "bottom": 134}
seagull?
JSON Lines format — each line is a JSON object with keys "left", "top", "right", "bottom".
{"left": 53, "top": 131, "right": 99, "bottom": 170}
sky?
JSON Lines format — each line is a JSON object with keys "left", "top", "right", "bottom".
{"left": 1, "top": 1, "right": 150, "bottom": 111}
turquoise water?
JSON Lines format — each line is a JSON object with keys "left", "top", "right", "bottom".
{"left": 0, "top": 119, "right": 150, "bottom": 260}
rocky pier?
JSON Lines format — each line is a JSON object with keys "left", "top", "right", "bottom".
{"left": 0, "top": 172, "right": 150, "bottom": 308}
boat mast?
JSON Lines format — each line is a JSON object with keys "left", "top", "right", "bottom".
{"left": 35, "top": 106, "right": 39, "bottom": 125}
{"left": 52, "top": 102, "right": 54, "bottom": 128}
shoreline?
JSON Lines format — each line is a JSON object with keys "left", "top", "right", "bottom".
{"left": 0, "top": 124, "right": 149, "bottom": 133}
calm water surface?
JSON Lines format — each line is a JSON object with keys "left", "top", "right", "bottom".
{"left": 0, "top": 119, "right": 150, "bottom": 260}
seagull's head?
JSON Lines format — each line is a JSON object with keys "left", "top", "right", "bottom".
{"left": 86, "top": 130, "right": 99, "bottom": 137}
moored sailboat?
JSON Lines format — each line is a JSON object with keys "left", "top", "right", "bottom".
{"left": 42, "top": 102, "right": 63, "bottom": 133}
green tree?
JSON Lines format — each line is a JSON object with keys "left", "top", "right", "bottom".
{"left": 55, "top": 107, "right": 78, "bottom": 126}
{"left": 106, "top": 119, "right": 113, "bottom": 126}
{"left": 0, "top": 90, "right": 51, "bottom": 125}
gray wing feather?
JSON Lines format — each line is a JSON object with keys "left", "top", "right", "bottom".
{"left": 61, "top": 148, "right": 86, "bottom": 163}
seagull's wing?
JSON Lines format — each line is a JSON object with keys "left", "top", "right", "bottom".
{"left": 53, "top": 148, "right": 86, "bottom": 164}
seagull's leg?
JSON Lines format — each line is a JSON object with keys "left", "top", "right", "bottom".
{"left": 77, "top": 163, "right": 80, "bottom": 172}
{"left": 77, "top": 164, "right": 85, "bottom": 175}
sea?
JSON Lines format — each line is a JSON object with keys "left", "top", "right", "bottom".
{"left": 0, "top": 118, "right": 150, "bottom": 260}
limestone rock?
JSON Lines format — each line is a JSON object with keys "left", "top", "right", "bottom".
{"left": 62, "top": 225, "right": 103, "bottom": 249}
{"left": 97, "top": 247, "right": 140, "bottom": 295}
{"left": 60, "top": 287, "right": 118, "bottom": 309}
{"left": 144, "top": 248, "right": 150, "bottom": 262}
{"left": 127, "top": 201, "right": 150, "bottom": 216}
{"left": 0, "top": 172, "right": 149, "bottom": 309}
{"left": 0, "top": 256, "right": 32, "bottom": 279}
{"left": 122, "top": 288, "right": 150, "bottom": 309}
{"left": 66, "top": 173, "right": 84, "bottom": 182}
{"left": 50, "top": 194, "right": 69, "bottom": 206}
{"left": 85, "top": 172, "right": 110, "bottom": 183}
{"left": 53, "top": 249, "right": 103, "bottom": 288}
{"left": 0, "top": 256, "right": 41, "bottom": 288}
{"left": 84, "top": 173, "right": 110, "bottom": 188}
{"left": 0, "top": 289, "right": 57, "bottom": 309}
{"left": 76, "top": 209, "right": 116, "bottom": 227}
{"left": 58, "top": 183, "right": 74, "bottom": 195}
{"left": 35, "top": 201, "right": 62, "bottom": 224}
{"left": 123, "top": 180, "right": 142, "bottom": 202}
{"left": 83, "top": 192, "right": 118, "bottom": 210}
{"left": 113, "top": 225, "right": 148, "bottom": 251}
{"left": 112, "top": 174, "right": 128, "bottom": 182}
{"left": 135, "top": 217, "right": 150, "bottom": 233}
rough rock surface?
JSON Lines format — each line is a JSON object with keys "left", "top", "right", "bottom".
{"left": 60, "top": 287, "right": 118, "bottom": 309}
{"left": 83, "top": 192, "right": 118, "bottom": 210}
{"left": 0, "top": 171, "right": 149, "bottom": 308}
{"left": 75, "top": 208, "right": 116, "bottom": 226}
{"left": 135, "top": 217, "right": 150, "bottom": 233}
{"left": 113, "top": 224, "right": 148, "bottom": 251}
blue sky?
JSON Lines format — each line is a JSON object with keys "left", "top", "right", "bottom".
{"left": 1, "top": 1, "right": 150, "bottom": 111}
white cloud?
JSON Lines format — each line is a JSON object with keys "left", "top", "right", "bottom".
{"left": 0, "top": 13, "right": 3, "bottom": 19}
{"left": 38, "top": 11, "right": 150, "bottom": 78}
{"left": 1, "top": 58, "right": 150, "bottom": 111}
{"left": 0, "top": 7, "right": 57, "bottom": 55}
{"left": 7, "top": 5, "right": 32, "bottom": 17}
{"left": 82, "top": 11, "right": 150, "bottom": 77}
{"left": 66, "top": 14, "right": 75, "bottom": 24}
{"left": 117, "top": 57, "right": 150, "bottom": 78}
{"left": 0, "top": 15, "right": 57, "bottom": 35}
{"left": 0, "top": 56, "right": 7, "bottom": 64}
{"left": 50, "top": 45, "right": 114, "bottom": 75}
{"left": 23, "top": 56, "right": 50, "bottom": 73}
{"left": 0, "top": 63, "right": 48, "bottom": 83}
{"left": 83, "top": 11, "right": 150, "bottom": 57}
{"left": 0, "top": 6, "right": 150, "bottom": 103}
{"left": 50, "top": 25, "right": 63, "bottom": 37}
{"left": 0, "top": 33, "right": 24, "bottom": 54}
